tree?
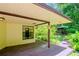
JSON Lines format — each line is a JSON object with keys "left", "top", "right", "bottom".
{"left": 57, "top": 3, "right": 79, "bottom": 33}
{"left": 57, "top": 4, "right": 79, "bottom": 51}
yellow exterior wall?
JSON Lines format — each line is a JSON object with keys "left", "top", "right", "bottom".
{"left": 0, "top": 22, "right": 35, "bottom": 49}
{"left": 0, "top": 21, "right": 6, "bottom": 49}
{"left": 6, "top": 23, "right": 35, "bottom": 47}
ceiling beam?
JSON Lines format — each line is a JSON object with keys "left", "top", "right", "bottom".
{"left": 0, "top": 11, "right": 49, "bottom": 23}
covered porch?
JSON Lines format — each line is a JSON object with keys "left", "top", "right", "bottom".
{"left": 0, "top": 3, "right": 72, "bottom": 56}
{"left": 0, "top": 3, "right": 71, "bottom": 49}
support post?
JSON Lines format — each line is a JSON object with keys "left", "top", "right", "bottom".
{"left": 48, "top": 22, "right": 50, "bottom": 48}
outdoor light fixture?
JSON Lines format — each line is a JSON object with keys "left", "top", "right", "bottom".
{"left": 0, "top": 17, "right": 5, "bottom": 21}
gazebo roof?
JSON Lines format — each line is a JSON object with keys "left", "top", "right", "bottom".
{"left": 0, "top": 3, "right": 71, "bottom": 26}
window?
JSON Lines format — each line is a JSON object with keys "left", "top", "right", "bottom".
{"left": 22, "top": 25, "right": 34, "bottom": 40}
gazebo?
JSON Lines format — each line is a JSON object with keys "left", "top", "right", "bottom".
{"left": 0, "top": 3, "right": 71, "bottom": 49}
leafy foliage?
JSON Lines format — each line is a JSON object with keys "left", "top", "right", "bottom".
{"left": 66, "top": 31, "right": 79, "bottom": 51}
{"left": 35, "top": 4, "right": 79, "bottom": 52}
{"left": 57, "top": 3, "right": 79, "bottom": 32}
{"left": 57, "top": 3, "right": 79, "bottom": 51}
{"left": 35, "top": 24, "right": 58, "bottom": 44}
{"left": 35, "top": 24, "right": 48, "bottom": 41}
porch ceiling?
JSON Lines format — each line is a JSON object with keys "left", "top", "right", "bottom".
{"left": 0, "top": 3, "right": 71, "bottom": 25}
{"left": 0, "top": 14, "right": 43, "bottom": 26}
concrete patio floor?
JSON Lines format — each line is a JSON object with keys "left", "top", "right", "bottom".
{"left": 0, "top": 41, "right": 72, "bottom": 56}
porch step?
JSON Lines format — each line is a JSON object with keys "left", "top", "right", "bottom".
{"left": 55, "top": 47, "right": 73, "bottom": 56}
